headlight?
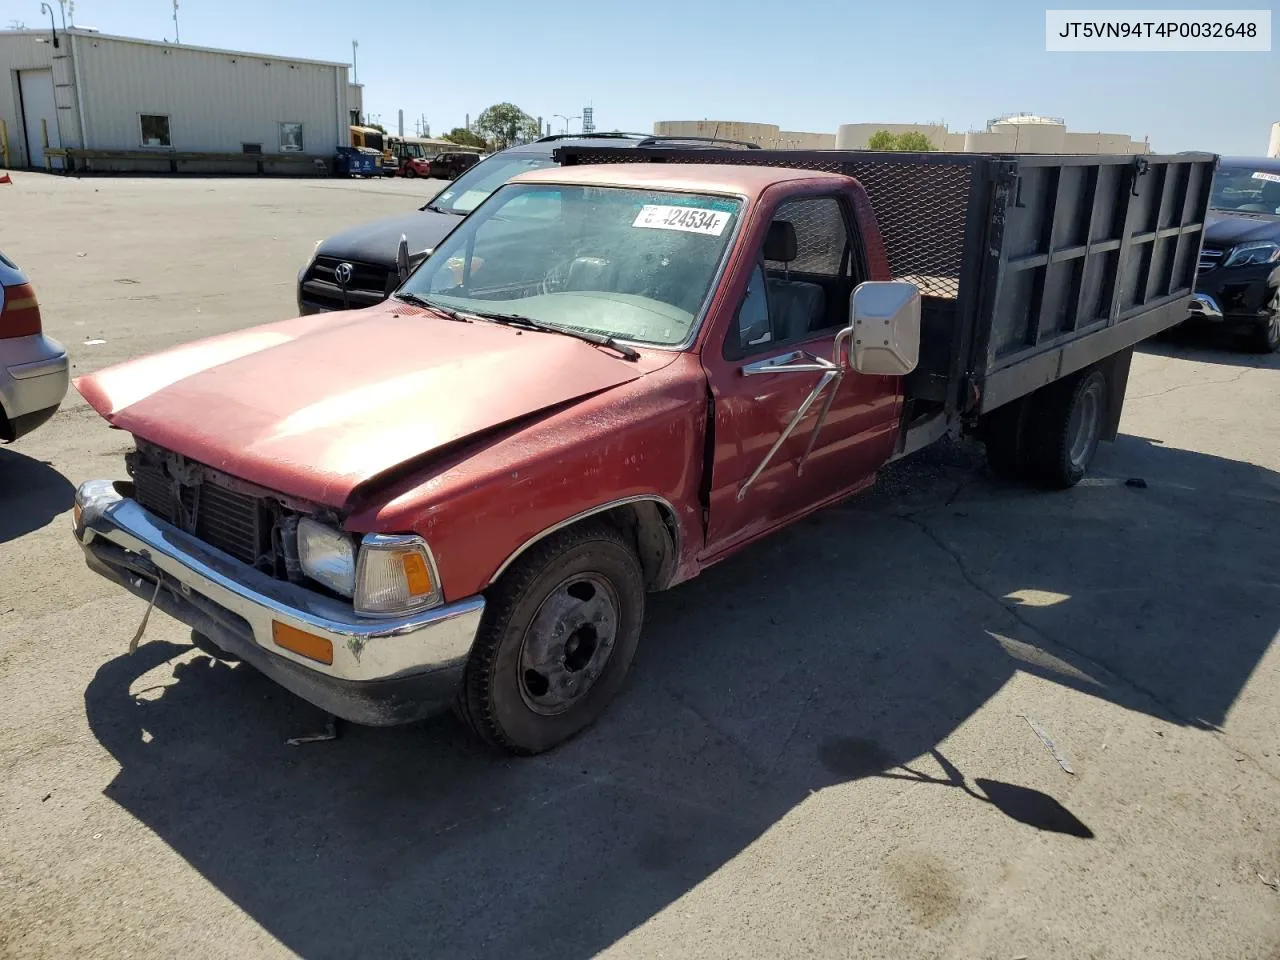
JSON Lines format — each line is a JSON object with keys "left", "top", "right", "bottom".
{"left": 1223, "top": 241, "right": 1280, "bottom": 268}
{"left": 354, "top": 534, "right": 443, "bottom": 617}
{"left": 297, "top": 518, "right": 357, "bottom": 597}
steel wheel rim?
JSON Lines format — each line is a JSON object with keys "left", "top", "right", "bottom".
{"left": 517, "top": 573, "right": 620, "bottom": 716}
{"left": 1068, "top": 380, "right": 1103, "bottom": 469}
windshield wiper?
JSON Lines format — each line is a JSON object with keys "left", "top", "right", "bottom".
{"left": 393, "top": 292, "right": 472, "bottom": 322}
{"left": 465, "top": 310, "right": 640, "bottom": 361}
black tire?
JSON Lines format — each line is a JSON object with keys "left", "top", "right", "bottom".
{"left": 1242, "top": 291, "right": 1280, "bottom": 354}
{"left": 981, "top": 399, "right": 1027, "bottom": 480}
{"left": 404, "top": 167, "right": 416, "bottom": 179}
{"left": 459, "top": 522, "right": 645, "bottom": 755}
{"left": 190, "top": 629, "right": 241, "bottom": 663}
{"left": 1022, "top": 368, "right": 1108, "bottom": 489}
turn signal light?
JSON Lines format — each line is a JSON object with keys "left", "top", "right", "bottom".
{"left": 353, "top": 536, "right": 443, "bottom": 617}
{"left": 271, "top": 621, "right": 334, "bottom": 665}
{"left": 401, "top": 550, "right": 433, "bottom": 596}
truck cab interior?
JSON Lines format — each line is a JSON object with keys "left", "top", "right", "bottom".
{"left": 728, "top": 197, "right": 861, "bottom": 357}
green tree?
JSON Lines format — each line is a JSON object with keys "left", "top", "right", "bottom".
{"left": 867, "top": 129, "right": 937, "bottom": 152}
{"left": 896, "top": 131, "right": 936, "bottom": 152}
{"left": 476, "top": 102, "right": 536, "bottom": 149}
{"left": 520, "top": 116, "right": 543, "bottom": 143}
{"left": 442, "top": 127, "right": 488, "bottom": 149}
{"left": 867, "top": 130, "right": 898, "bottom": 151}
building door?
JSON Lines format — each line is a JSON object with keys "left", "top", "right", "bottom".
{"left": 18, "top": 69, "right": 61, "bottom": 169}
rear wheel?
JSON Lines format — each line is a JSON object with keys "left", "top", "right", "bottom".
{"left": 404, "top": 166, "right": 417, "bottom": 179}
{"left": 981, "top": 399, "right": 1027, "bottom": 480}
{"left": 1243, "top": 290, "right": 1280, "bottom": 354}
{"left": 1022, "top": 368, "right": 1108, "bottom": 488}
{"left": 459, "top": 522, "right": 645, "bottom": 755}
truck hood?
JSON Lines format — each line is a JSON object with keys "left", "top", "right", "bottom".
{"left": 315, "top": 207, "right": 462, "bottom": 264}
{"left": 74, "top": 306, "right": 659, "bottom": 508}
{"left": 1205, "top": 210, "right": 1280, "bottom": 247}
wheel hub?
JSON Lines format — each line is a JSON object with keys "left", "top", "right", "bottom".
{"left": 1067, "top": 379, "right": 1104, "bottom": 469}
{"left": 518, "top": 574, "right": 619, "bottom": 716}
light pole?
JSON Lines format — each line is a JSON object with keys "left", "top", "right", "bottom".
{"left": 38, "top": 2, "right": 58, "bottom": 46}
{"left": 552, "top": 114, "right": 581, "bottom": 135}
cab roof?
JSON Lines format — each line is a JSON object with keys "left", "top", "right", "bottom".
{"left": 510, "top": 162, "right": 847, "bottom": 200}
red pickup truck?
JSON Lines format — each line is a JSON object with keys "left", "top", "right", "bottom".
{"left": 72, "top": 149, "right": 1214, "bottom": 754}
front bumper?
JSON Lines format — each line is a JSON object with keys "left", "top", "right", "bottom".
{"left": 1191, "top": 261, "right": 1280, "bottom": 328}
{"left": 0, "top": 333, "right": 69, "bottom": 441}
{"left": 74, "top": 479, "right": 485, "bottom": 725}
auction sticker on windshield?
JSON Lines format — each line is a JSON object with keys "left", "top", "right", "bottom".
{"left": 633, "top": 205, "right": 731, "bottom": 236}
{"left": 1252, "top": 172, "right": 1280, "bottom": 184}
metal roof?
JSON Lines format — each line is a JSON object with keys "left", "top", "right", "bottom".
{"left": 0, "top": 28, "right": 348, "bottom": 68}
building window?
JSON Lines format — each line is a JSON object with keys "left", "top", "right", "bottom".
{"left": 139, "top": 114, "right": 171, "bottom": 148}
{"left": 241, "top": 143, "right": 262, "bottom": 154}
{"left": 279, "top": 122, "right": 304, "bottom": 153}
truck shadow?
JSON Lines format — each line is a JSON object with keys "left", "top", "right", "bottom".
{"left": 83, "top": 435, "right": 1279, "bottom": 959}
{"left": 0, "top": 447, "right": 75, "bottom": 543}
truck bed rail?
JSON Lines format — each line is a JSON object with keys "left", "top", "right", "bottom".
{"left": 554, "top": 146, "right": 1216, "bottom": 418}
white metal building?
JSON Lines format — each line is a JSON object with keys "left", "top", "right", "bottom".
{"left": 0, "top": 28, "right": 353, "bottom": 172}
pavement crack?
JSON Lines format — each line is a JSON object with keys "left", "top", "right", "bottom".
{"left": 1128, "top": 367, "right": 1251, "bottom": 401}
{"left": 896, "top": 512, "right": 1203, "bottom": 731}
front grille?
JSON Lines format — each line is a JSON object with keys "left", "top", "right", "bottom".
{"left": 302, "top": 256, "right": 394, "bottom": 310}
{"left": 128, "top": 449, "right": 274, "bottom": 569}
{"left": 1198, "top": 246, "right": 1224, "bottom": 272}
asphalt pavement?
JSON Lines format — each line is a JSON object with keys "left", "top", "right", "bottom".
{"left": 1, "top": 170, "right": 1278, "bottom": 960}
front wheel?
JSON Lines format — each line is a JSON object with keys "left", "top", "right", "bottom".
{"left": 404, "top": 167, "right": 416, "bottom": 179}
{"left": 1243, "top": 291, "right": 1280, "bottom": 354}
{"left": 459, "top": 522, "right": 645, "bottom": 754}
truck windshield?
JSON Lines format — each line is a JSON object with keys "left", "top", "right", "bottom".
{"left": 1210, "top": 164, "right": 1280, "bottom": 214}
{"left": 428, "top": 154, "right": 558, "bottom": 215}
{"left": 400, "top": 183, "right": 742, "bottom": 347}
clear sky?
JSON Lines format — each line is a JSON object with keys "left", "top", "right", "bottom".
{"left": 2, "top": 0, "right": 1275, "bottom": 154}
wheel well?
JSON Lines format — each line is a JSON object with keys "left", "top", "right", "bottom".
{"left": 489, "top": 498, "right": 680, "bottom": 592}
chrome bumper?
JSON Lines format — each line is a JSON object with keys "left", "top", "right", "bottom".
{"left": 1187, "top": 292, "right": 1223, "bottom": 320}
{"left": 73, "top": 479, "right": 484, "bottom": 725}
{"left": 0, "top": 333, "right": 69, "bottom": 436}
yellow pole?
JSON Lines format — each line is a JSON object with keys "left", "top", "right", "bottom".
{"left": 0, "top": 119, "right": 8, "bottom": 169}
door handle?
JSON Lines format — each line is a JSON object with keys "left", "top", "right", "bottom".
{"left": 741, "top": 351, "right": 836, "bottom": 376}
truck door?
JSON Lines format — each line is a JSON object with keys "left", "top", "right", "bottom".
{"left": 700, "top": 195, "right": 902, "bottom": 559}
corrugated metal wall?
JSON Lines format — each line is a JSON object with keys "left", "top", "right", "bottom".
{"left": 73, "top": 34, "right": 346, "bottom": 154}
{"left": 0, "top": 32, "right": 82, "bottom": 168}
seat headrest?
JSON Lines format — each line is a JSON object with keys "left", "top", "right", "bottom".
{"left": 763, "top": 220, "right": 798, "bottom": 263}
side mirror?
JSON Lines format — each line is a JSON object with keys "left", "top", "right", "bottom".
{"left": 846, "top": 281, "right": 921, "bottom": 376}
{"left": 396, "top": 234, "right": 410, "bottom": 283}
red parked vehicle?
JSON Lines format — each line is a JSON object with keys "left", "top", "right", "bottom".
{"left": 72, "top": 148, "right": 1212, "bottom": 754}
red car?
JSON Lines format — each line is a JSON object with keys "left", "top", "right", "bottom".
{"left": 72, "top": 150, "right": 1210, "bottom": 753}
{"left": 396, "top": 152, "right": 480, "bottom": 179}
